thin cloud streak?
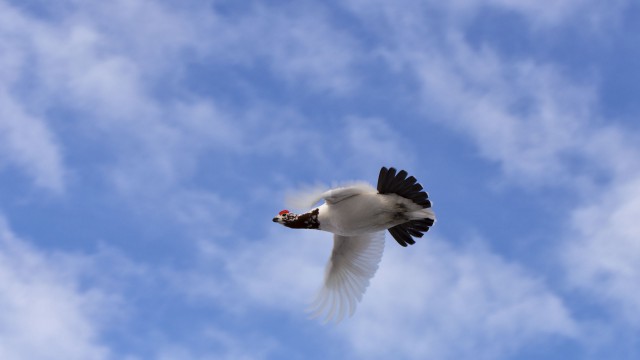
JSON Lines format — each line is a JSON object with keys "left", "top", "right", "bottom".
{"left": 343, "top": 237, "right": 578, "bottom": 360}
{"left": 0, "top": 216, "right": 112, "bottom": 359}
{"left": 0, "top": 91, "right": 66, "bottom": 193}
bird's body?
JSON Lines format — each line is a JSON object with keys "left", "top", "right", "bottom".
{"left": 273, "top": 167, "right": 435, "bottom": 322}
{"left": 316, "top": 187, "right": 432, "bottom": 236}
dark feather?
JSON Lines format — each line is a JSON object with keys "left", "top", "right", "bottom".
{"left": 382, "top": 167, "right": 397, "bottom": 193}
{"left": 407, "top": 228, "right": 424, "bottom": 238}
{"left": 377, "top": 167, "right": 388, "bottom": 193}
{"left": 377, "top": 166, "right": 435, "bottom": 246}
{"left": 394, "top": 176, "right": 418, "bottom": 194}
{"left": 388, "top": 227, "right": 409, "bottom": 247}
{"left": 388, "top": 225, "right": 415, "bottom": 246}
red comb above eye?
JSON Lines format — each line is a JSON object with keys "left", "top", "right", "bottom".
{"left": 279, "top": 210, "right": 290, "bottom": 215}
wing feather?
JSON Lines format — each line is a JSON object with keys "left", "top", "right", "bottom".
{"left": 287, "top": 182, "right": 376, "bottom": 210}
{"left": 309, "top": 231, "right": 385, "bottom": 323}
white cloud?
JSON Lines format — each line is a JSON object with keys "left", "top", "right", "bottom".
{"left": 177, "top": 226, "right": 577, "bottom": 359}
{"left": 451, "top": 0, "right": 595, "bottom": 25}
{"left": 156, "top": 327, "right": 276, "bottom": 360}
{"left": 415, "top": 59, "right": 622, "bottom": 221}
{"left": 344, "top": 1, "right": 634, "bottom": 190}
{"left": 563, "top": 176, "right": 640, "bottom": 326}
{"left": 346, "top": 0, "right": 624, "bottom": 29}
{"left": 345, "top": 117, "right": 416, "bottom": 174}
{"left": 0, "top": 215, "right": 114, "bottom": 359}
{"left": 0, "top": 91, "right": 66, "bottom": 193}
{"left": 179, "top": 229, "right": 330, "bottom": 314}
{"left": 203, "top": 3, "right": 360, "bottom": 93}
{"left": 338, "top": 2, "right": 610, "bottom": 189}
{"left": 0, "top": 4, "right": 66, "bottom": 192}
{"left": 402, "top": 35, "right": 606, "bottom": 188}
{"left": 0, "top": 1, "right": 248, "bottom": 220}
{"left": 252, "top": 5, "right": 359, "bottom": 93}
{"left": 343, "top": 237, "right": 578, "bottom": 360}
{"left": 0, "top": 0, "right": 363, "bottom": 221}
{"left": 345, "top": 0, "right": 640, "bottom": 348}
{"left": 0, "top": 212, "right": 283, "bottom": 360}
{"left": 347, "top": 0, "right": 640, "bottom": 342}
{"left": 352, "top": 0, "right": 640, "bottom": 334}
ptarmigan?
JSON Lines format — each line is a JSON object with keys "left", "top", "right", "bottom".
{"left": 272, "top": 166, "right": 436, "bottom": 322}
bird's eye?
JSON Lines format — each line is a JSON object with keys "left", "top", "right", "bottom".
{"left": 279, "top": 209, "right": 290, "bottom": 215}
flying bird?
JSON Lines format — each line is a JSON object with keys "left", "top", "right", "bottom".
{"left": 272, "top": 167, "right": 435, "bottom": 322}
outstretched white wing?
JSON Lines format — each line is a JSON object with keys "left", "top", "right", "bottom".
{"left": 287, "top": 182, "right": 376, "bottom": 210}
{"left": 309, "top": 231, "right": 385, "bottom": 323}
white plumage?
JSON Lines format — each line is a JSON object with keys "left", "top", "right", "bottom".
{"left": 310, "top": 231, "right": 385, "bottom": 322}
{"left": 273, "top": 167, "right": 435, "bottom": 322}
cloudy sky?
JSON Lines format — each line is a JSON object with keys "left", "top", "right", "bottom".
{"left": 1, "top": 0, "right": 639, "bottom": 359}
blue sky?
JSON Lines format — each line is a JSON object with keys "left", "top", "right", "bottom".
{"left": 1, "top": 0, "right": 639, "bottom": 359}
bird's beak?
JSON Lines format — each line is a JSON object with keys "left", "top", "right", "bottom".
{"left": 272, "top": 217, "right": 279, "bottom": 223}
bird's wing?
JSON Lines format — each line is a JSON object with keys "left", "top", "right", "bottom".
{"left": 287, "top": 182, "right": 376, "bottom": 210}
{"left": 309, "top": 231, "right": 385, "bottom": 323}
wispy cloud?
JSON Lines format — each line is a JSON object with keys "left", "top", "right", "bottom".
{"left": 346, "top": 0, "right": 626, "bottom": 29}
{"left": 342, "top": 0, "right": 640, "bottom": 356}
{"left": 171, "top": 226, "right": 577, "bottom": 360}
{"left": 176, "top": 229, "right": 329, "bottom": 314}
{"left": 344, "top": 0, "right": 634, "bottom": 189}
{"left": 0, "top": 91, "right": 65, "bottom": 193}
{"left": 564, "top": 176, "right": 640, "bottom": 326}
{"left": 343, "top": 237, "right": 577, "bottom": 360}
{"left": 0, "top": 3, "right": 66, "bottom": 192}
{"left": 155, "top": 326, "right": 276, "bottom": 360}
{"left": 412, "top": 43, "right": 599, "bottom": 187}
{"left": 0, "top": 215, "right": 114, "bottom": 359}
{"left": 363, "top": 1, "right": 640, "bottom": 335}
{"left": 344, "top": 117, "right": 416, "bottom": 175}
{"left": 202, "top": 2, "right": 360, "bottom": 94}
{"left": 0, "top": 0, "right": 366, "bottom": 228}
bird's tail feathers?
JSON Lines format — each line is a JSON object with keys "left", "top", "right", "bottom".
{"left": 378, "top": 166, "right": 436, "bottom": 247}
{"left": 377, "top": 167, "right": 431, "bottom": 208}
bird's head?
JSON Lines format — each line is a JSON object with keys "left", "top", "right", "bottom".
{"left": 272, "top": 209, "right": 297, "bottom": 225}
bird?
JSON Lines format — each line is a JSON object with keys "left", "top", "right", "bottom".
{"left": 272, "top": 166, "right": 435, "bottom": 322}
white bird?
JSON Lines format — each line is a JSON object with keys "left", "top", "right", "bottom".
{"left": 272, "top": 167, "right": 436, "bottom": 322}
